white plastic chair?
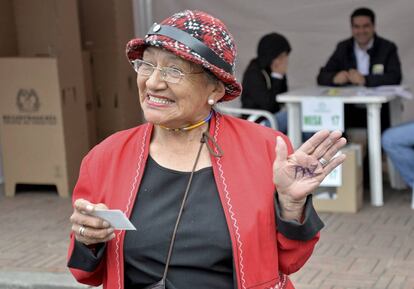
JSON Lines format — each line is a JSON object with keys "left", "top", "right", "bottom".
{"left": 216, "top": 106, "right": 278, "bottom": 130}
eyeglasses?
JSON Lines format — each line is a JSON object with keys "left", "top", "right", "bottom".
{"left": 132, "top": 59, "right": 204, "bottom": 84}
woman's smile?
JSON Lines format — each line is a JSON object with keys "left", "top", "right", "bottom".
{"left": 145, "top": 93, "right": 175, "bottom": 108}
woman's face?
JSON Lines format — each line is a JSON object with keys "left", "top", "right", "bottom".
{"left": 137, "top": 47, "right": 223, "bottom": 128}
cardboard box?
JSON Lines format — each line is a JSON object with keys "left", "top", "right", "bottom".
{"left": 0, "top": 142, "right": 4, "bottom": 184}
{"left": 82, "top": 51, "right": 98, "bottom": 147}
{"left": 78, "top": 0, "right": 143, "bottom": 141}
{"left": 0, "top": 0, "right": 141, "bottom": 196}
{"left": 0, "top": 58, "right": 88, "bottom": 197}
{"left": 0, "top": 0, "right": 17, "bottom": 56}
{"left": 0, "top": 0, "right": 91, "bottom": 197}
{"left": 313, "top": 144, "right": 363, "bottom": 213}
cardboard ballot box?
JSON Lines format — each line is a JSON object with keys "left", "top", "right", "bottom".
{"left": 0, "top": 58, "right": 88, "bottom": 197}
{"left": 78, "top": 0, "right": 142, "bottom": 141}
{"left": 0, "top": 144, "right": 3, "bottom": 184}
{"left": 313, "top": 144, "right": 363, "bottom": 213}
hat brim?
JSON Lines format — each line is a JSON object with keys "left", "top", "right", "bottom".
{"left": 126, "top": 38, "right": 242, "bottom": 102}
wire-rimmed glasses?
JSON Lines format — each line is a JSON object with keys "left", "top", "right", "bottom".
{"left": 132, "top": 59, "right": 203, "bottom": 84}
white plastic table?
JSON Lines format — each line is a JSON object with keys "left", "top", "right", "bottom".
{"left": 277, "top": 86, "right": 404, "bottom": 207}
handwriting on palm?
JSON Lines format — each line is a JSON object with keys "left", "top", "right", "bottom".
{"left": 273, "top": 130, "right": 347, "bottom": 203}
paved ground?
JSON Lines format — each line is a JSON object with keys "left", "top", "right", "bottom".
{"left": 0, "top": 183, "right": 412, "bottom": 289}
{"left": 290, "top": 188, "right": 414, "bottom": 289}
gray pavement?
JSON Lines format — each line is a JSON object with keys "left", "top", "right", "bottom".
{"left": 0, "top": 183, "right": 412, "bottom": 289}
{"left": 0, "top": 184, "right": 93, "bottom": 289}
{"left": 0, "top": 271, "right": 89, "bottom": 289}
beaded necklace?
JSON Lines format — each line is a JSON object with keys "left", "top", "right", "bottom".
{"left": 158, "top": 110, "right": 213, "bottom": 132}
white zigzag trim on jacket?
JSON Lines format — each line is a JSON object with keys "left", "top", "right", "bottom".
{"left": 213, "top": 113, "right": 247, "bottom": 289}
{"left": 116, "top": 124, "right": 150, "bottom": 289}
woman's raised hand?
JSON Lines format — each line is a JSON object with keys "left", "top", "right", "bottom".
{"left": 70, "top": 199, "right": 115, "bottom": 246}
{"left": 273, "top": 130, "right": 347, "bottom": 215}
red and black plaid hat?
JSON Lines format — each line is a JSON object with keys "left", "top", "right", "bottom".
{"left": 126, "top": 10, "right": 242, "bottom": 102}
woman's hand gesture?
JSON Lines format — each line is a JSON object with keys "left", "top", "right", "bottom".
{"left": 273, "top": 130, "right": 347, "bottom": 219}
{"left": 70, "top": 199, "right": 115, "bottom": 246}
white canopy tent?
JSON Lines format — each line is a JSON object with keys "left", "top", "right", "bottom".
{"left": 134, "top": 0, "right": 414, "bottom": 121}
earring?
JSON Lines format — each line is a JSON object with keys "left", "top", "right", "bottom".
{"left": 208, "top": 98, "right": 215, "bottom": 105}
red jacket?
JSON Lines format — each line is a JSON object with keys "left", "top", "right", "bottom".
{"left": 68, "top": 112, "right": 319, "bottom": 289}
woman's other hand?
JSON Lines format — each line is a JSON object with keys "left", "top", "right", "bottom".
{"left": 273, "top": 130, "right": 347, "bottom": 220}
{"left": 70, "top": 199, "right": 115, "bottom": 246}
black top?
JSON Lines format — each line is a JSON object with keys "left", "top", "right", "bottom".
{"left": 241, "top": 59, "right": 287, "bottom": 114}
{"left": 67, "top": 157, "right": 324, "bottom": 287}
{"left": 123, "top": 156, "right": 233, "bottom": 289}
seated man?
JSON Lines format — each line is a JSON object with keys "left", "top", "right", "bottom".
{"left": 241, "top": 32, "right": 291, "bottom": 133}
{"left": 382, "top": 122, "right": 414, "bottom": 209}
{"left": 317, "top": 7, "right": 402, "bottom": 129}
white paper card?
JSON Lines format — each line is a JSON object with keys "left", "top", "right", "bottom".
{"left": 301, "top": 97, "right": 344, "bottom": 132}
{"left": 90, "top": 209, "right": 136, "bottom": 230}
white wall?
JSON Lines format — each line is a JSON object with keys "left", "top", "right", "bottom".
{"left": 151, "top": 0, "right": 414, "bottom": 121}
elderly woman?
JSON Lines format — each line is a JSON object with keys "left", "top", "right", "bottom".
{"left": 67, "top": 10, "right": 346, "bottom": 289}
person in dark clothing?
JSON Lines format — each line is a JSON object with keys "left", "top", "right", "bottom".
{"left": 241, "top": 32, "right": 291, "bottom": 133}
{"left": 317, "top": 7, "right": 402, "bottom": 129}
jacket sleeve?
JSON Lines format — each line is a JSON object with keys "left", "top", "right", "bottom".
{"left": 242, "top": 68, "right": 286, "bottom": 113}
{"left": 317, "top": 44, "right": 345, "bottom": 86}
{"left": 67, "top": 152, "right": 106, "bottom": 286}
{"left": 275, "top": 195, "right": 323, "bottom": 275}
{"left": 365, "top": 44, "right": 402, "bottom": 87}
